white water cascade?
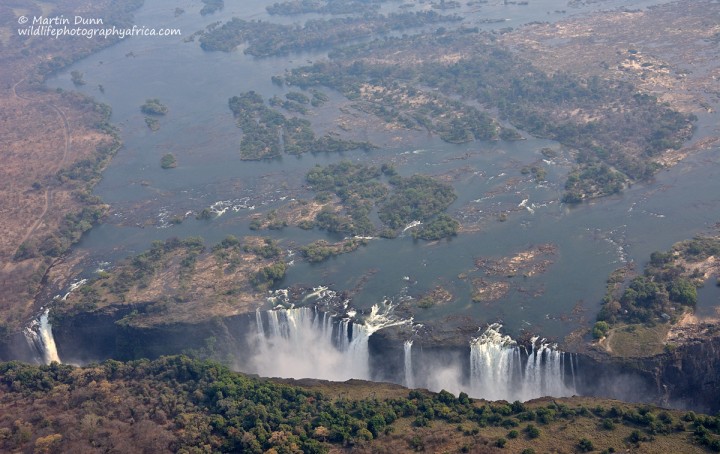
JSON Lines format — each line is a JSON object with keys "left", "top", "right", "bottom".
{"left": 23, "top": 309, "right": 61, "bottom": 365}
{"left": 469, "top": 324, "right": 576, "bottom": 401}
{"left": 252, "top": 303, "right": 409, "bottom": 381}
{"left": 404, "top": 340, "right": 414, "bottom": 389}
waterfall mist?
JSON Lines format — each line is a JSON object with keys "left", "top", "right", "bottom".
{"left": 469, "top": 325, "right": 576, "bottom": 401}
{"left": 251, "top": 303, "right": 409, "bottom": 381}
{"left": 403, "top": 324, "right": 577, "bottom": 401}
{"left": 252, "top": 307, "right": 361, "bottom": 381}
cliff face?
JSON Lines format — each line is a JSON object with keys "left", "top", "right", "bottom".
{"left": 7, "top": 305, "right": 720, "bottom": 412}
{"left": 651, "top": 336, "right": 720, "bottom": 412}
{"left": 48, "top": 305, "right": 258, "bottom": 366}
{"left": 572, "top": 336, "right": 720, "bottom": 413}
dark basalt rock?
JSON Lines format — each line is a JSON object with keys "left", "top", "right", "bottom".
{"left": 8, "top": 304, "right": 720, "bottom": 412}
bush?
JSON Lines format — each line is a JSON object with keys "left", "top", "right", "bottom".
{"left": 577, "top": 438, "right": 594, "bottom": 452}
{"left": 140, "top": 98, "right": 168, "bottom": 115}
{"left": 525, "top": 424, "right": 540, "bottom": 439}
{"left": 628, "top": 430, "right": 643, "bottom": 443}
{"left": 592, "top": 321, "right": 610, "bottom": 339}
{"left": 601, "top": 418, "right": 616, "bottom": 430}
{"left": 408, "top": 435, "right": 424, "bottom": 451}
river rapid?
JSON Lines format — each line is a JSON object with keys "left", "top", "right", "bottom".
{"left": 46, "top": 0, "right": 720, "bottom": 342}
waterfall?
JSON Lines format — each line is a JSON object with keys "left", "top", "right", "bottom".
{"left": 251, "top": 305, "right": 575, "bottom": 401}
{"left": 469, "top": 324, "right": 576, "bottom": 401}
{"left": 255, "top": 309, "right": 265, "bottom": 337}
{"left": 404, "top": 340, "right": 414, "bottom": 389}
{"left": 251, "top": 302, "right": 409, "bottom": 382}
{"left": 251, "top": 306, "right": 366, "bottom": 381}
{"left": 470, "top": 324, "right": 520, "bottom": 401}
{"left": 23, "top": 309, "right": 61, "bottom": 365}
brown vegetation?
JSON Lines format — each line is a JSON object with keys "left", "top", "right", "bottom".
{"left": 0, "top": 0, "right": 142, "bottom": 334}
{"left": 502, "top": 1, "right": 720, "bottom": 116}
{"left": 0, "top": 356, "right": 712, "bottom": 454}
{"left": 60, "top": 236, "right": 285, "bottom": 327}
{"left": 475, "top": 244, "right": 557, "bottom": 278}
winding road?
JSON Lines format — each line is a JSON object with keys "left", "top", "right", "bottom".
{"left": 4, "top": 78, "right": 72, "bottom": 271}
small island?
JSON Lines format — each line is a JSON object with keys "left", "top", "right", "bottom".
{"left": 228, "top": 91, "right": 374, "bottom": 160}
{"left": 140, "top": 98, "right": 168, "bottom": 116}
{"left": 144, "top": 117, "right": 160, "bottom": 131}
{"left": 160, "top": 153, "right": 177, "bottom": 169}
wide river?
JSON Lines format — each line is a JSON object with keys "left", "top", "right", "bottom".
{"left": 49, "top": 0, "right": 720, "bottom": 340}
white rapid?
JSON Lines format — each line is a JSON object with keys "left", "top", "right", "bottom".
{"left": 404, "top": 340, "right": 414, "bottom": 389}
{"left": 469, "top": 324, "right": 576, "bottom": 401}
{"left": 23, "top": 309, "right": 61, "bottom": 365}
{"left": 252, "top": 302, "right": 410, "bottom": 382}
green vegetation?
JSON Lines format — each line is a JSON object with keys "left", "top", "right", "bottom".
{"left": 140, "top": 98, "right": 168, "bottom": 116}
{"left": 58, "top": 236, "right": 287, "bottom": 322}
{"left": 200, "top": 0, "right": 224, "bottom": 15}
{"left": 305, "top": 162, "right": 459, "bottom": 238}
{"left": 577, "top": 438, "right": 595, "bottom": 451}
{"left": 252, "top": 262, "right": 287, "bottom": 291}
{"left": 269, "top": 95, "right": 309, "bottom": 114}
{"left": 14, "top": 207, "right": 104, "bottom": 261}
{"left": 267, "top": 0, "right": 385, "bottom": 16}
{"left": 228, "top": 91, "right": 374, "bottom": 160}
{"left": 286, "top": 91, "right": 310, "bottom": 104}
{"left": 299, "top": 238, "right": 368, "bottom": 263}
{"left": 592, "top": 321, "right": 610, "bottom": 339}
{"left": 563, "top": 164, "right": 625, "bottom": 203}
{"left": 70, "top": 70, "right": 85, "bottom": 86}
{"left": 378, "top": 175, "right": 457, "bottom": 232}
{"left": 413, "top": 214, "right": 459, "bottom": 241}
{"left": 0, "top": 358, "right": 709, "bottom": 453}
{"left": 521, "top": 164, "right": 547, "bottom": 182}
{"left": 283, "top": 28, "right": 694, "bottom": 201}
{"left": 597, "top": 236, "right": 719, "bottom": 326}
{"left": 415, "top": 286, "right": 453, "bottom": 309}
{"left": 144, "top": 116, "right": 160, "bottom": 131}
{"left": 306, "top": 161, "right": 385, "bottom": 236}
{"left": 199, "top": 12, "right": 461, "bottom": 56}
{"left": 242, "top": 237, "right": 282, "bottom": 259}
{"left": 310, "top": 89, "right": 329, "bottom": 107}
{"left": 160, "top": 153, "right": 177, "bottom": 169}
{"left": 254, "top": 210, "right": 288, "bottom": 230}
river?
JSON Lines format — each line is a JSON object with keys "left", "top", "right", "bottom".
{"left": 47, "top": 0, "right": 720, "bottom": 340}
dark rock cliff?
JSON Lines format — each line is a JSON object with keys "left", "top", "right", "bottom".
{"left": 5, "top": 305, "right": 720, "bottom": 412}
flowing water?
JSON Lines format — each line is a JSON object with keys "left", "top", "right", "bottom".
{"left": 253, "top": 306, "right": 573, "bottom": 401}
{"left": 252, "top": 303, "right": 409, "bottom": 381}
{"left": 23, "top": 309, "right": 61, "bottom": 365}
{"left": 404, "top": 340, "right": 415, "bottom": 389}
{"left": 35, "top": 0, "right": 720, "bottom": 387}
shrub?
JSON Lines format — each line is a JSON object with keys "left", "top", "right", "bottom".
{"left": 602, "top": 418, "right": 615, "bottom": 430}
{"left": 592, "top": 321, "right": 610, "bottom": 339}
{"left": 525, "top": 424, "right": 540, "bottom": 439}
{"left": 577, "top": 438, "right": 594, "bottom": 452}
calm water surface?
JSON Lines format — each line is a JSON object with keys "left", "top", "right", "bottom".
{"left": 49, "top": 0, "right": 720, "bottom": 339}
